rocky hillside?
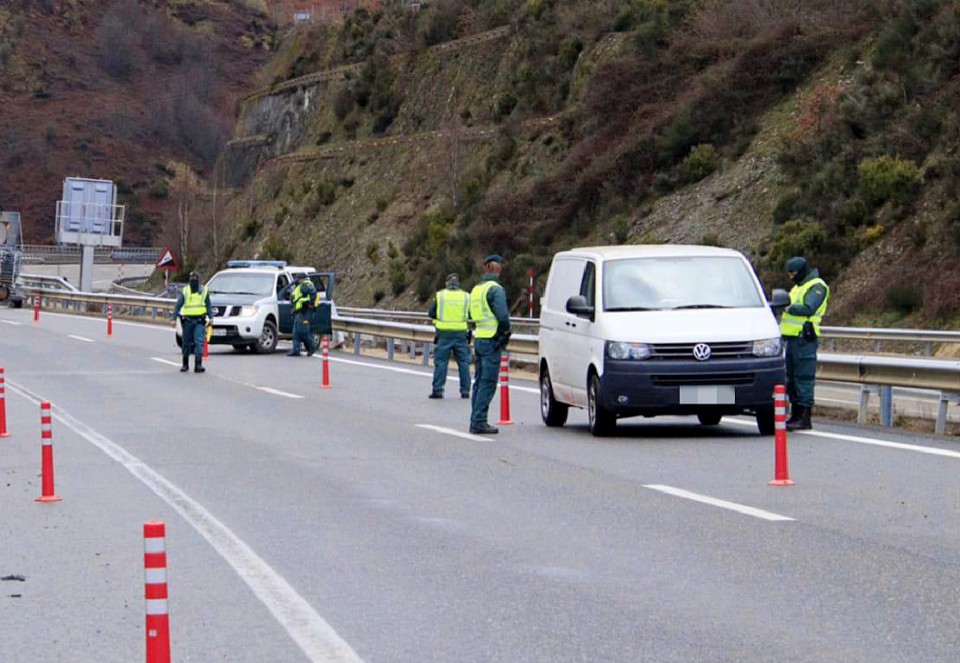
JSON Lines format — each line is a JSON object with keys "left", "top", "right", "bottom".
{"left": 0, "top": 0, "right": 275, "bottom": 245}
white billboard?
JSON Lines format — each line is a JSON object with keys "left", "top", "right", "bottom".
{"left": 56, "top": 177, "right": 124, "bottom": 247}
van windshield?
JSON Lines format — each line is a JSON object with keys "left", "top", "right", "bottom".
{"left": 603, "top": 256, "right": 764, "bottom": 311}
{"left": 207, "top": 272, "right": 275, "bottom": 296}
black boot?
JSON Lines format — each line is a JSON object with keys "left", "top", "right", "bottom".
{"left": 180, "top": 356, "right": 189, "bottom": 372}
{"left": 786, "top": 405, "right": 811, "bottom": 431}
{"left": 786, "top": 404, "right": 802, "bottom": 425}
{"left": 194, "top": 357, "right": 205, "bottom": 373}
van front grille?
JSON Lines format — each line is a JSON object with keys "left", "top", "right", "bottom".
{"left": 652, "top": 372, "right": 755, "bottom": 387}
{"left": 650, "top": 342, "right": 753, "bottom": 360}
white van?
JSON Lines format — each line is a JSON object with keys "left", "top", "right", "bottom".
{"left": 538, "top": 245, "right": 788, "bottom": 436}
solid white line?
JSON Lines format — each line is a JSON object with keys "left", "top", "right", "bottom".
{"left": 258, "top": 387, "right": 304, "bottom": 399}
{"left": 416, "top": 424, "right": 487, "bottom": 441}
{"left": 5, "top": 381, "right": 364, "bottom": 663}
{"left": 68, "top": 334, "right": 94, "bottom": 343}
{"left": 151, "top": 357, "right": 181, "bottom": 367}
{"left": 724, "top": 417, "right": 960, "bottom": 459}
{"left": 0, "top": 320, "right": 20, "bottom": 326}
{"left": 642, "top": 484, "right": 794, "bottom": 522}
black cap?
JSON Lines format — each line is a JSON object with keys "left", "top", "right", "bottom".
{"left": 483, "top": 254, "right": 503, "bottom": 265}
{"left": 189, "top": 270, "right": 200, "bottom": 279}
{"left": 785, "top": 256, "right": 807, "bottom": 273}
{"left": 445, "top": 273, "right": 459, "bottom": 282}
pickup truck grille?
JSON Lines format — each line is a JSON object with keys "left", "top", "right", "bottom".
{"left": 650, "top": 341, "right": 753, "bottom": 360}
{"left": 212, "top": 306, "right": 240, "bottom": 317}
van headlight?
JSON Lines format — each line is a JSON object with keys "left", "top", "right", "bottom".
{"left": 607, "top": 341, "right": 651, "bottom": 360}
{"left": 752, "top": 338, "right": 782, "bottom": 357}
{"left": 238, "top": 304, "right": 259, "bottom": 317}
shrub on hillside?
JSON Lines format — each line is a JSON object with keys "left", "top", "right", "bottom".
{"left": 679, "top": 143, "right": 720, "bottom": 184}
{"left": 97, "top": 13, "right": 140, "bottom": 79}
{"left": 885, "top": 285, "right": 921, "bottom": 314}
{"left": 857, "top": 155, "right": 921, "bottom": 207}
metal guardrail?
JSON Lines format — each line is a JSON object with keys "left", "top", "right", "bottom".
{"left": 19, "top": 245, "right": 162, "bottom": 265}
{"left": 19, "top": 286, "right": 960, "bottom": 434}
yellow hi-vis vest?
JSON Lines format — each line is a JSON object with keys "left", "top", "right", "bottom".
{"left": 433, "top": 289, "right": 469, "bottom": 331}
{"left": 469, "top": 281, "right": 499, "bottom": 339}
{"left": 292, "top": 283, "right": 312, "bottom": 312}
{"left": 180, "top": 285, "right": 208, "bottom": 317}
{"left": 780, "top": 278, "right": 830, "bottom": 337}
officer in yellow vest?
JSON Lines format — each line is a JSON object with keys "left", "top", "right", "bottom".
{"left": 428, "top": 273, "right": 471, "bottom": 399}
{"left": 171, "top": 270, "right": 212, "bottom": 373}
{"left": 468, "top": 255, "right": 511, "bottom": 434}
{"left": 288, "top": 274, "right": 318, "bottom": 357}
{"left": 780, "top": 256, "right": 830, "bottom": 430}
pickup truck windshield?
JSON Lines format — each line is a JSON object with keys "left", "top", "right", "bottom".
{"left": 207, "top": 272, "right": 275, "bottom": 296}
{"left": 603, "top": 256, "right": 764, "bottom": 311}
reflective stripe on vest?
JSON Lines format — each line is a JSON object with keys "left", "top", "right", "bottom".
{"left": 180, "top": 286, "right": 208, "bottom": 317}
{"left": 433, "top": 289, "right": 469, "bottom": 331}
{"left": 780, "top": 278, "right": 829, "bottom": 337}
{"left": 469, "top": 281, "right": 499, "bottom": 339}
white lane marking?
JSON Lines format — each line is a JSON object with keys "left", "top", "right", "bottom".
{"left": 5, "top": 380, "right": 364, "bottom": 663}
{"left": 258, "top": 387, "right": 304, "bottom": 399}
{"left": 416, "top": 424, "right": 487, "bottom": 441}
{"left": 0, "top": 320, "right": 20, "bottom": 326}
{"left": 325, "top": 355, "right": 540, "bottom": 393}
{"left": 152, "top": 357, "right": 182, "bottom": 367}
{"left": 724, "top": 417, "right": 960, "bottom": 459}
{"left": 68, "top": 334, "right": 94, "bottom": 343}
{"left": 643, "top": 484, "right": 794, "bottom": 522}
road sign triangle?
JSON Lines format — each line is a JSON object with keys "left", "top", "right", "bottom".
{"left": 156, "top": 248, "right": 179, "bottom": 269}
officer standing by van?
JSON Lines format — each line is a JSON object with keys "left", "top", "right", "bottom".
{"left": 288, "top": 273, "right": 319, "bottom": 357}
{"left": 171, "top": 270, "right": 212, "bottom": 373}
{"left": 428, "top": 273, "right": 471, "bottom": 399}
{"left": 780, "top": 256, "right": 830, "bottom": 430}
{"left": 468, "top": 255, "right": 511, "bottom": 434}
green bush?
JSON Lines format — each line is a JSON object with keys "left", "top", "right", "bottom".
{"left": 763, "top": 219, "right": 826, "bottom": 275}
{"left": 679, "top": 143, "right": 719, "bottom": 184}
{"left": 262, "top": 234, "right": 292, "bottom": 263}
{"left": 388, "top": 259, "right": 406, "bottom": 296}
{"left": 366, "top": 241, "right": 380, "bottom": 264}
{"left": 858, "top": 155, "right": 921, "bottom": 207}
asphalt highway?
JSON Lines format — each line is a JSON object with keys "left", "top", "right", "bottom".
{"left": 2, "top": 306, "right": 959, "bottom": 663}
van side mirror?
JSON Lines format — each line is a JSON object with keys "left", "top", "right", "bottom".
{"left": 769, "top": 289, "right": 790, "bottom": 310}
{"left": 566, "top": 295, "right": 594, "bottom": 317}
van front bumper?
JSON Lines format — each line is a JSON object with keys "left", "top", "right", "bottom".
{"left": 600, "top": 356, "right": 786, "bottom": 416}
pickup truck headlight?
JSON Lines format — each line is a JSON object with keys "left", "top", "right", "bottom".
{"left": 752, "top": 338, "right": 782, "bottom": 357}
{"left": 238, "top": 304, "right": 259, "bottom": 317}
{"left": 607, "top": 341, "right": 651, "bottom": 360}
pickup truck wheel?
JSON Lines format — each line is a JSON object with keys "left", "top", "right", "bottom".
{"left": 540, "top": 366, "right": 568, "bottom": 427}
{"left": 12, "top": 299, "right": 23, "bottom": 309}
{"left": 587, "top": 373, "right": 616, "bottom": 437}
{"left": 253, "top": 320, "right": 278, "bottom": 354}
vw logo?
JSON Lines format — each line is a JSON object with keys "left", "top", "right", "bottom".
{"left": 692, "top": 343, "right": 712, "bottom": 361}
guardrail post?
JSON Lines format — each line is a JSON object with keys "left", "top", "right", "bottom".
{"left": 936, "top": 393, "right": 950, "bottom": 435}
{"left": 857, "top": 386, "right": 873, "bottom": 425}
{"left": 423, "top": 343, "right": 431, "bottom": 367}
{"left": 353, "top": 333, "right": 361, "bottom": 356}
{"left": 409, "top": 341, "right": 416, "bottom": 359}
{"left": 387, "top": 337, "right": 395, "bottom": 362}
{"left": 880, "top": 385, "right": 893, "bottom": 427}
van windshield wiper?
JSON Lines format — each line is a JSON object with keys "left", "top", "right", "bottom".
{"left": 670, "top": 304, "right": 729, "bottom": 309}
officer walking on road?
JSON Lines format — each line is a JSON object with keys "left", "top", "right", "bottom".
{"left": 428, "top": 273, "right": 471, "bottom": 399}
{"left": 171, "top": 270, "right": 212, "bottom": 373}
{"left": 468, "top": 255, "right": 511, "bottom": 435}
{"left": 288, "top": 274, "right": 319, "bottom": 357}
{"left": 780, "top": 256, "right": 830, "bottom": 431}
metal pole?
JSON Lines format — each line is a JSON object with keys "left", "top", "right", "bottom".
{"left": 880, "top": 385, "right": 893, "bottom": 427}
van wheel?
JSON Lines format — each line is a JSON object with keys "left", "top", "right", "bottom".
{"left": 697, "top": 413, "right": 722, "bottom": 426}
{"left": 587, "top": 374, "right": 616, "bottom": 437}
{"left": 756, "top": 405, "right": 775, "bottom": 436}
{"left": 253, "top": 320, "right": 278, "bottom": 354}
{"left": 540, "top": 366, "right": 568, "bottom": 427}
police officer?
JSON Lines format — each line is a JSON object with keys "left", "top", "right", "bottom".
{"left": 468, "top": 255, "right": 511, "bottom": 434}
{"left": 780, "top": 256, "right": 830, "bottom": 430}
{"left": 171, "top": 270, "right": 212, "bottom": 373}
{"left": 288, "top": 274, "right": 319, "bottom": 357}
{"left": 428, "top": 273, "right": 471, "bottom": 399}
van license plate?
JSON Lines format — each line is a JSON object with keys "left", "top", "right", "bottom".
{"left": 679, "top": 386, "right": 735, "bottom": 405}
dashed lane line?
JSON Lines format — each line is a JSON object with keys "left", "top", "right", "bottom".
{"left": 258, "top": 387, "right": 304, "bottom": 399}
{"left": 68, "top": 334, "right": 94, "bottom": 343}
{"left": 0, "top": 319, "right": 20, "bottom": 325}
{"left": 416, "top": 424, "right": 487, "bottom": 442}
{"left": 4, "top": 379, "right": 365, "bottom": 663}
{"left": 643, "top": 484, "right": 794, "bottom": 522}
